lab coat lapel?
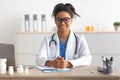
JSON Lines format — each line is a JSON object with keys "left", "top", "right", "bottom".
{"left": 53, "top": 33, "right": 60, "bottom": 57}
{"left": 66, "top": 31, "right": 75, "bottom": 60}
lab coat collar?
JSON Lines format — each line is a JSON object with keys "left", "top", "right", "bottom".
{"left": 53, "top": 32, "right": 60, "bottom": 57}
{"left": 65, "top": 31, "right": 75, "bottom": 60}
{"left": 53, "top": 30, "right": 75, "bottom": 59}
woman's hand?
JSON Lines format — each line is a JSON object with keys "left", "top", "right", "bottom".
{"left": 53, "top": 56, "right": 65, "bottom": 68}
{"left": 45, "top": 56, "right": 73, "bottom": 68}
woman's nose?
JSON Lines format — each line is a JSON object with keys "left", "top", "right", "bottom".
{"left": 60, "top": 21, "right": 65, "bottom": 24}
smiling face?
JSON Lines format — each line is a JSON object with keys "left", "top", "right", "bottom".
{"left": 55, "top": 11, "right": 72, "bottom": 33}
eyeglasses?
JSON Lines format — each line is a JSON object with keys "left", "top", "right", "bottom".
{"left": 55, "top": 17, "right": 71, "bottom": 23}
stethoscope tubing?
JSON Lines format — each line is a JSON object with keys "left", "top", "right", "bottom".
{"left": 49, "top": 33, "right": 57, "bottom": 46}
{"left": 49, "top": 33, "right": 78, "bottom": 54}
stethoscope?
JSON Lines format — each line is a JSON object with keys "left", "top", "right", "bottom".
{"left": 49, "top": 33, "right": 78, "bottom": 55}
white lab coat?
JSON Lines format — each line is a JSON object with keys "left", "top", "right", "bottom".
{"left": 36, "top": 31, "right": 92, "bottom": 67}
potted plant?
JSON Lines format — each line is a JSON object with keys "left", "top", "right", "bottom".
{"left": 113, "top": 21, "right": 120, "bottom": 31}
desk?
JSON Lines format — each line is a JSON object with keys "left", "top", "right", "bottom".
{"left": 0, "top": 66, "right": 120, "bottom": 80}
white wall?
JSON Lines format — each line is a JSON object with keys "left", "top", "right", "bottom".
{"left": 0, "top": 0, "right": 120, "bottom": 44}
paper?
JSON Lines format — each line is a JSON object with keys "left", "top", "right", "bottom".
{"left": 35, "top": 66, "right": 71, "bottom": 73}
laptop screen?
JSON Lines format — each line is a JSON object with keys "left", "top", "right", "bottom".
{"left": 0, "top": 43, "right": 16, "bottom": 70}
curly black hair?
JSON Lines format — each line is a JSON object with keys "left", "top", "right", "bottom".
{"left": 52, "top": 3, "right": 80, "bottom": 18}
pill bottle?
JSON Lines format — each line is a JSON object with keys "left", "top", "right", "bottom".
{"left": 25, "top": 66, "right": 29, "bottom": 74}
{"left": 0, "top": 58, "right": 7, "bottom": 74}
{"left": 85, "top": 26, "right": 90, "bottom": 32}
{"left": 24, "top": 14, "right": 30, "bottom": 32}
{"left": 8, "top": 66, "right": 14, "bottom": 75}
{"left": 91, "top": 26, "right": 94, "bottom": 32}
{"left": 17, "top": 65, "right": 24, "bottom": 73}
{"left": 41, "top": 14, "right": 46, "bottom": 32}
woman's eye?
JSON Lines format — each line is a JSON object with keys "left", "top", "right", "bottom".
{"left": 63, "top": 18, "right": 69, "bottom": 22}
{"left": 56, "top": 19, "right": 61, "bottom": 22}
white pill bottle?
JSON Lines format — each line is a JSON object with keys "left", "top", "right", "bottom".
{"left": 0, "top": 58, "right": 7, "bottom": 74}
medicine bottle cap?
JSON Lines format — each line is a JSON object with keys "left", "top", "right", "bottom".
{"left": 0, "top": 58, "right": 7, "bottom": 63}
{"left": 17, "top": 65, "right": 23, "bottom": 68}
{"left": 9, "top": 66, "right": 13, "bottom": 69}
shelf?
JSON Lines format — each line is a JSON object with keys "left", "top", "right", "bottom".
{"left": 16, "top": 32, "right": 53, "bottom": 34}
{"left": 16, "top": 31, "right": 120, "bottom": 34}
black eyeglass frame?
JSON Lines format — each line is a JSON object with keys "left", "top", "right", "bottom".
{"left": 55, "top": 17, "right": 71, "bottom": 23}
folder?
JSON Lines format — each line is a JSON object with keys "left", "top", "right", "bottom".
{"left": 35, "top": 66, "right": 71, "bottom": 73}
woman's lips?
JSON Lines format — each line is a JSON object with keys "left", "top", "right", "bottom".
{"left": 60, "top": 26, "right": 66, "bottom": 29}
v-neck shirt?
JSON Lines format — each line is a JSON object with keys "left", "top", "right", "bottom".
{"left": 59, "top": 38, "right": 68, "bottom": 60}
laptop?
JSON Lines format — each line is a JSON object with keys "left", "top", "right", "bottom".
{"left": 0, "top": 43, "right": 16, "bottom": 70}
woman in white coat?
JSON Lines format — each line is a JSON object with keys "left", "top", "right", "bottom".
{"left": 36, "top": 3, "right": 92, "bottom": 68}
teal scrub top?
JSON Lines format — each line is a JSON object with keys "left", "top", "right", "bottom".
{"left": 59, "top": 39, "right": 68, "bottom": 60}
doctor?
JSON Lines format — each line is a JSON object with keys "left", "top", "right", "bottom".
{"left": 36, "top": 3, "right": 92, "bottom": 68}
